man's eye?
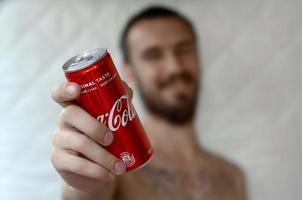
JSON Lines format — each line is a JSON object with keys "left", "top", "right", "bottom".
{"left": 176, "top": 46, "right": 195, "bottom": 55}
{"left": 143, "top": 51, "right": 162, "bottom": 61}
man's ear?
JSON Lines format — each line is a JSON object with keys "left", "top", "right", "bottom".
{"left": 122, "top": 64, "right": 137, "bottom": 89}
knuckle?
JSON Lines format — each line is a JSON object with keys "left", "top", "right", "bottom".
{"left": 61, "top": 105, "right": 79, "bottom": 119}
{"left": 74, "top": 135, "right": 89, "bottom": 151}
{"left": 52, "top": 129, "right": 61, "bottom": 145}
{"left": 50, "top": 148, "right": 59, "bottom": 166}
{"left": 90, "top": 124, "right": 104, "bottom": 139}
{"left": 56, "top": 113, "right": 64, "bottom": 126}
{"left": 94, "top": 167, "right": 108, "bottom": 180}
{"left": 99, "top": 151, "right": 117, "bottom": 170}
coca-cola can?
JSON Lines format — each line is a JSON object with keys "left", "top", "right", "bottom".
{"left": 62, "top": 47, "right": 153, "bottom": 172}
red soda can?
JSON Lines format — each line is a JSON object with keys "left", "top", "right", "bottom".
{"left": 62, "top": 48, "right": 153, "bottom": 172}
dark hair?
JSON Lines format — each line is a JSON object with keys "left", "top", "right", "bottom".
{"left": 119, "top": 6, "right": 197, "bottom": 63}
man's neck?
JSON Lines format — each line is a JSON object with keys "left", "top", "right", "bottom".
{"left": 143, "top": 113, "right": 201, "bottom": 164}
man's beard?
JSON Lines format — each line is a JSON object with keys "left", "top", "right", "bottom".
{"left": 136, "top": 72, "right": 199, "bottom": 125}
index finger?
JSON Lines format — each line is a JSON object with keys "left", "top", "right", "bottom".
{"left": 51, "top": 82, "right": 81, "bottom": 108}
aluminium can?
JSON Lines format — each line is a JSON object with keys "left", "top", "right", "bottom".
{"left": 62, "top": 47, "right": 153, "bottom": 172}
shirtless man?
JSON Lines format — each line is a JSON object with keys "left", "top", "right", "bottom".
{"left": 51, "top": 6, "right": 246, "bottom": 200}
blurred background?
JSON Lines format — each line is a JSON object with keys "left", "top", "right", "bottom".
{"left": 0, "top": 0, "right": 301, "bottom": 199}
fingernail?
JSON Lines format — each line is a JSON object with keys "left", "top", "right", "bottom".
{"left": 66, "top": 85, "right": 77, "bottom": 95}
{"left": 107, "top": 172, "right": 116, "bottom": 181}
{"left": 100, "top": 131, "right": 113, "bottom": 146}
{"left": 114, "top": 161, "right": 126, "bottom": 175}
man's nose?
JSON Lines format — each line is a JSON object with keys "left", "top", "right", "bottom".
{"left": 164, "top": 53, "right": 183, "bottom": 74}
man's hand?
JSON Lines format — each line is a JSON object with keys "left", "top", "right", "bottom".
{"left": 50, "top": 81, "right": 133, "bottom": 199}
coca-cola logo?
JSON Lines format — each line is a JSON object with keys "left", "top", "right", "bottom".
{"left": 96, "top": 95, "right": 136, "bottom": 131}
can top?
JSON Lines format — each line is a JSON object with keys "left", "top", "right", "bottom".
{"left": 63, "top": 48, "right": 107, "bottom": 73}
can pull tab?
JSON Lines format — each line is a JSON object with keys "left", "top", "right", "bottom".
{"left": 71, "top": 54, "right": 93, "bottom": 67}
{"left": 63, "top": 48, "right": 107, "bottom": 72}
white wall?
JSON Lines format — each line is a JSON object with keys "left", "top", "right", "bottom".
{"left": 0, "top": 0, "right": 301, "bottom": 199}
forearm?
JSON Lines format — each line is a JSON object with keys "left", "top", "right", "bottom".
{"left": 62, "top": 183, "right": 94, "bottom": 200}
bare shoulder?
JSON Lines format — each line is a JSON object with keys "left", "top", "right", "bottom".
{"left": 197, "top": 150, "right": 247, "bottom": 200}
{"left": 203, "top": 150, "right": 244, "bottom": 177}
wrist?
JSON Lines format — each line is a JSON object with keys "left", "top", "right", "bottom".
{"left": 62, "top": 182, "right": 99, "bottom": 200}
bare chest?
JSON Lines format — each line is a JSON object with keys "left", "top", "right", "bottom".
{"left": 114, "top": 165, "right": 239, "bottom": 200}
